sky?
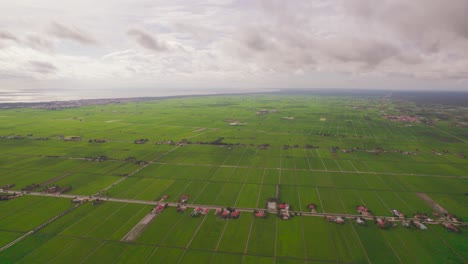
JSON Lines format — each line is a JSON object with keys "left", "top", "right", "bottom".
{"left": 0, "top": 0, "right": 467, "bottom": 101}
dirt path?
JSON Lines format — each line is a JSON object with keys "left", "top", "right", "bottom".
{"left": 40, "top": 172, "right": 72, "bottom": 186}
{"left": 97, "top": 145, "right": 181, "bottom": 194}
{"left": 191, "top": 128, "right": 206, "bottom": 132}
{"left": 121, "top": 211, "right": 159, "bottom": 242}
{"left": 416, "top": 193, "right": 448, "bottom": 214}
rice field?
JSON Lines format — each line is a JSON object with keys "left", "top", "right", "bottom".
{"left": 0, "top": 94, "right": 466, "bottom": 263}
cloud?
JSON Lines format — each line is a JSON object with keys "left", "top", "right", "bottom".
{"left": 0, "top": 0, "right": 467, "bottom": 93}
{"left": 127, "top": 29, "right": 168, "bottom": 52}
{"left": 340, "top": 0, "right": 468, "bottom": 49}
{"left": 48, "top": 22, "right": 97, "bottom": 45}
{"left": 27, "top": 60, "right": 57, "bottom": 74}
{"left": 220, "top": 0, "right": 468, "bottom": 82}
{"left": 0, "top": 31, "right": 19, "bottom": 42}
{"left": 25, "top": 34, "right": 54, "bottom": 53}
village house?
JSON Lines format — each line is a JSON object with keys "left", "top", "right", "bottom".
{"left": 308, "top": 203, "right": 317, "bottom": 213}
{"left": 356, "top": 217, "right": 366, "bottom": 225}
{"left": 278, "top": 203, "right": 291, "bottom": 220}
{"left": 392, "top": 209, "right": 405, "bottom": 218}
{"left": 357, "top": 205, "right": 372, "bottom": 216}
{"left": 254, "top": 210, "right": 266, "bottom": 218}
{"left": 179, "top": 194, "right": 189, "bottom": 203}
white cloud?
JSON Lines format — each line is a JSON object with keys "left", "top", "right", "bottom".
{"left": 0, "top": 0, "right": 467, "bottom": 98}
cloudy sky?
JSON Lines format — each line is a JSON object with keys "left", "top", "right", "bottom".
{"left": 0, "top": 0, "right": 467, "bottom": 101}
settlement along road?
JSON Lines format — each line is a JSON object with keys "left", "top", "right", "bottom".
{"left": 4, "top": 190, "right": 466, "bottom": 226}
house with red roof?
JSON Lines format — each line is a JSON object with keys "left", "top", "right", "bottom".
{"left": 308, "top": 203, "right": 317, "bottom": 213}
{"left": 231, "top": 210, "right": 240, "bottom": 219}
{"left": 254, "top": 210, "right": 266, "bottom": 218}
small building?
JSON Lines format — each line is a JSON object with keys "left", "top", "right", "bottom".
{"left": 278, "top": 203, "right": 291, "bottom": 220}
{"left": 179, "top": 194, "right": 189, "bottom": 203}
{"left": 231, "top": 210, "right": 240, "bottom": 219}
{"left": 336, "top": 217, "right": 345, "bottom": 224}
{"left": 376, "top": 218, "right": 386, "bottom": 228}
{"left": 154, "top": 204, "right": 165, "bottom": 213}
{"left": 414, "top": 213, "right": 429, "bottom": 220}
{"left": 357, "top": 205, "right": 371, "bottom": 216}
{"left": 71, "top": 197, "right": 88, "bottom": 203}
{"left": 443, "top": 223, "right": 460, "bottom": 233}
{"left": 325, "top": 216, "right": 345, "bottom": 224}
{"left": 221, "top": 210, "right": 230, "bottom": 219}
{"left": 176, "top": 204, "right": 187, "bottom": 212}
{"left": 190, "top": 207, "right": 202, "bottom": 217}
{"left": 267, "top": 201, "right": 277, "bottom": 212}
{"left": 254, "top": 210, "right": 266, "bottom": 218}
{"left": 391, "top": 209, "right": 405, "bottom": 218}
{"left": 280, "top": 210, "right": 290, "bottom": 220}
{"left": 414, "top": 221, "right": 427, "bottom": 230}
{"left": 308, "top": 203, "right": 317, "bottom": 213}
{"left": 356, "top": 217, "right": 366, "bottom": 225}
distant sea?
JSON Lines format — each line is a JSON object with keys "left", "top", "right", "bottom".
{"left": 0, "top": 88, "right": 276, "bottom": 103}
{"left": 1, "top": 88, "right": 467, "bottom": 106}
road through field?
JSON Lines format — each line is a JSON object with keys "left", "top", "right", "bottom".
{"left": 5, "top": 190, "right": 466, "bottom": 227}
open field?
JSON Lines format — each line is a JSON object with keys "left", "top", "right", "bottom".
{"left": 0, "top": 93, "right": 467, "bottom": 263}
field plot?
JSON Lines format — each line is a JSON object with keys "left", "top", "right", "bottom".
{"left": 0, "top": 202, "right": 152, "bottom": 263}
{"left": 0, "top": 196, "right": 72, "bottom": 232}
{"left": 0, "top": 94, "right": 467, "bottom": 263}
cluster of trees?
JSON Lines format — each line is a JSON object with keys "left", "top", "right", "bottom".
{"left": 85, "top": 155, "right": 108, "bottom": 162}
{"left": 134, "top": 138, "right": 149, "bottom": 144}
{"left": 88, "top": 139, "right": 107, "bottom": 143}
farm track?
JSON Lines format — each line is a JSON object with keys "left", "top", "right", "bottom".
{"left": 416, "top": 193, "right": 449, "bottom": 214}
{"left": 39, "top": 172, "right": 72, "bottom": 186}
{"left": 5, "top": 191, "right": 467, "bottom": 227}
{"left": 96, "top": 145, "right": 181, "bottom": 195}
{"left": 0, "top": 203, "right": 81, "bottom": 253}
{"left": 1, "top": 153, "right": 466, "bottom": 179}
{"left": 121, "top": 211, "right": 160, "bottom": 242}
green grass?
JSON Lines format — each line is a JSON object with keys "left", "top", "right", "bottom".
{"left": 0, "top": 94, "right": 467, "bottom": 263}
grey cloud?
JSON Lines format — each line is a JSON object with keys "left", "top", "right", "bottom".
{"left": 48, "top": 22, "right": 97, "bottom": 45}
{"left": 173, "top": 22, "right": 218, "bottom": 43}
{"left": 225, "top": 0, "right": 468, "bottom": 80}
{"left": 242, "top": 28, "right": 272, "bottom": 52}
{"left": 25, "top": 34, "right": 54, "bottom": 53}
{"left": 324, "top": 38, "right": 400, "bottom": 66}
{"left": 230, "top": 26, "right": 316, "bottom": 72}
{"left": 127, "top": 29, "right": 168, "bottom": 52}
{"left": 0, "top": 31, "right": 19, "bottom": 42}
{"left": 28, "top": 60, "right": 57, "bottom": 74}
{"left": 342, "top": 0, "right": 468, "bottom": 43}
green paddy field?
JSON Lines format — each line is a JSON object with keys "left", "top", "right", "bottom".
{"left": 0, "top": 93, "right": 466, "bottom": 263}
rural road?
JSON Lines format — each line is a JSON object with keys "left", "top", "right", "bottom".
{"left": 4, "top": 190, "right": 466, "bottom": 226}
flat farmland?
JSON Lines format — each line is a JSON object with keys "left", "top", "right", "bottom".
{"left": 0, "top": 94, "right": 467, "bottom": 263}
